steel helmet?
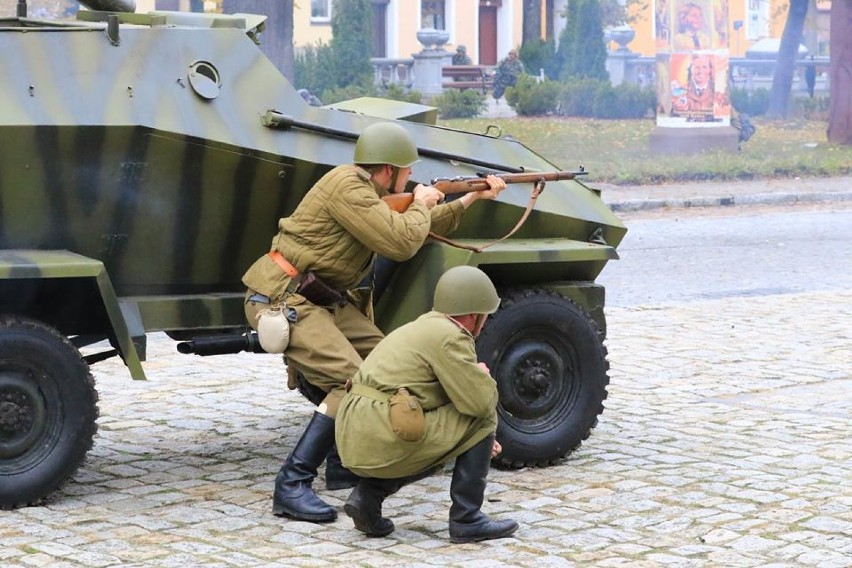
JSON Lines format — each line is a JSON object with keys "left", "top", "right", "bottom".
{"left": 433, "top": 266, "right": 500, "bottom": 316}
{"left": 353, "top": 122, "right": 419, "bottom": 167}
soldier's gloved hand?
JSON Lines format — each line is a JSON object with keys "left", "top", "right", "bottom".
{"left": 413, "top": 183, "right": 444, "bottom": 210}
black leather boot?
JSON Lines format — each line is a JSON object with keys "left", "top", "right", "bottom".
{"left": 272, "top": 412, "right": 338, "bottom": 522}
{"left": 325, "top": 444, "right": 360, "bottom": 490}
{"left": 344, "top": 478, "right": 398, "bottom": 537}
{"left": 344, "top": 469, "right": 437, "bottom": 537}
{"left": 448, "top": 435, "right": 518, "bottom": 544}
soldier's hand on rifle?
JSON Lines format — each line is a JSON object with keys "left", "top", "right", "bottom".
{"left": 459, "top": 174, "right": 506, "bottom": 209}
{"left": 413, "top": 183, "right": 444, "bottom": 210}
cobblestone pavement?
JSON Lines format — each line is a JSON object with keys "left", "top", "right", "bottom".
{"left": 1, "top": 291, "right": 850, "bottom": 567}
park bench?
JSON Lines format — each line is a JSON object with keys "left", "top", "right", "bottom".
{"left": 442, "top": 65, "right": 495, "bottom": 93}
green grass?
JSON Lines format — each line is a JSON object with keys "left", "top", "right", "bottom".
{"left": 439, "top": 116, "right": 852, "bottom": 185}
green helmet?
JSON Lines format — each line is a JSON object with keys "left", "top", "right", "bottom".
{"left": 433, "top": 266, "right": 500, "bottom": 316}
{"left": 353, "top": 122, "right": 419, "bottom": 167}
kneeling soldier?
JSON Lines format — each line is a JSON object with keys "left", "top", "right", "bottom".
{"left": 335, "top": 266, "right": 518, "bottom": 543}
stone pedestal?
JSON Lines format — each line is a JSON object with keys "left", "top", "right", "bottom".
{"left": 649, "top": 126, "right": 740, "bottom": 155}
{"left": 412, "top": 49, "right": 447, "bottom": 98}
{"left": 606, "top": 51, "right": 640, "bottom": 86}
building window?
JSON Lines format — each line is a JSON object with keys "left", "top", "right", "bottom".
{"left": 747, "top": 0, "right": 769, "bottom": 40}
{"left": 312, "top": 0, "right": 331, "bottom": 22}
{"left": 421, "top": 1, "right": 445, "bottom": 30}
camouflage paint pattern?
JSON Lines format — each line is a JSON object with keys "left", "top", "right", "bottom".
{"left": 0, "top": 5, "right": 625, "bottom": 374}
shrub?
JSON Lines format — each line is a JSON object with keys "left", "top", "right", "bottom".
{"left": 559, "top": 78, "right": 603, "bottom": 117}
{"left": 382, "top": 84, "right": 423, "bottom": 104}
{"left": 792, "top": 96, "right": 830, "bottom": 120}
{"left": 505, "top": 75, "right": 561, "bottom": 116}
{"left": 731, "top": 87, "right": 770, "bottom": 117}
{"left": 519, "top": 38, "right": 559, "bottom": 80}
{"left": 321, "top": 84, "right": 379, "bottom": 105}
{"left": 611, "top": 83, "right": 656, "bottom": 118}
{"left": 329, "top": 0, "right": 374, "bottom": 90}
{"left": 560, "top": 79, "right": 655, "bottom": 119}
{"left": 591, "top": 84, "right": 619, "bottom": 118}
{"left": 294, "top": 42, "right": 338, "bottom": 96}
{"left": 293, "top": 0, "right": 374, "bottom": 97}
{"left": 432, "top": 89, "right": 487, "bottom": 119}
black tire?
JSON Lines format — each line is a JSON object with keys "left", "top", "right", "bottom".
{"left": 476, "top": 289, "right": 609, "bottom": 469}
{"left": 0, "top": 316, "right": 99, "bottom": 509}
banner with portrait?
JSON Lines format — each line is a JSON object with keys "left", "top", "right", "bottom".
{"left": 659, "top": 50, "right": 731, "bottom": 126}
{"left": 656, "top": 0, "right": 731, "bottom": 127}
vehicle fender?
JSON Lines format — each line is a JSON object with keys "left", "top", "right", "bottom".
{"left": 373, "top": 239, "right": 616, "bottom": 335}
{"left": 0, "top": 250, "right": 146, "bottom": 380}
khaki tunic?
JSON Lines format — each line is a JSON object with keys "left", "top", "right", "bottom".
{"left": 335, "top": 311, "right": 498, "bottom": 478}
{"left": 241, "top": 165, "right": 466, "bottom": 416}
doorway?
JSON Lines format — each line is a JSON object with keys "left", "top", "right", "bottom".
{"left": 478, "top": 2, "right": 498, "bottom": 65}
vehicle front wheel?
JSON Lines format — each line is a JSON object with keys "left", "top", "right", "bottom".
{"left": 0, "top": 316, "right": 99, "bottom": 509}
{"left": 476, "top": 289, "right": 609, "bottom": 469}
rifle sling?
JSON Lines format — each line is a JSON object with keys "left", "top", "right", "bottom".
{"left": 427, "top": 179, "right": 546, "bottom": 253}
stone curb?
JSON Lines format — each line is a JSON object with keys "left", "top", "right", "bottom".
{"left": 606, "top": 190, "right": 852, "bottom": 212}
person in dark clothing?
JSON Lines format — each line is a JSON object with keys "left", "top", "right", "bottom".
{"left": 805, "top": 56, "right": 816, "bottom": 98}
{"left": 492, "top": 49, "right": 524, "bottom": 100}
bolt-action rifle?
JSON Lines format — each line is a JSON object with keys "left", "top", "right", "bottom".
{"left": 382, "top": 168, "right": 588, "bottom": 252}
{"left": 382, "top": 168, "right": 587, "bottom": 213}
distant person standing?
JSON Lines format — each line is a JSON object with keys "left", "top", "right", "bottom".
{"left": 805, "top": 56, "right": 816, "bottom": 98}
{"left": 492, "top": 49, "right": 524, "bottom": 100}
{"left": 452, "top": 45, "right": 472, "bottom": 66}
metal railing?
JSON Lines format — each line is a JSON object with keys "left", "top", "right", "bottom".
{"left": 620, "top": 55, "right": 830, "bottom": 95}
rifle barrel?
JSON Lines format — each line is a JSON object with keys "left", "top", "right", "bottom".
{"left": 431, "top": 170, "right": 586, "bottom": 194}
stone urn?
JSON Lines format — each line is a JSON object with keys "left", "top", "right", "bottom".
{"left": 416, "top": 27, "right": 450, "bottom": 52}
{"left": 610, "top": 24, "right": 635, "bottom": 53}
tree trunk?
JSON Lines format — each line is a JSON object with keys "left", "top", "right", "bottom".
{"left": 766, "top": 0, "right": 808, "bottom": 118}
{"left": 827, "top": 0, "right": 852, "bottom": 144}
{"left": 222, "top": 0, "right": 294, "bottom": 81}
{"left": 523, "top": 0, "right": 542, "bottom": 45}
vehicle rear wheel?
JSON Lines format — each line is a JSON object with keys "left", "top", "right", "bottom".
{"left": 0, "top": 316, "right": 99, "bottom": 509}
{"left": 476, "top": 289, "right": 609, "bottom": 469}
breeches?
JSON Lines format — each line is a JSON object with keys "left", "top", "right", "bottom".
{"left": 286, "top": 300, "right": 383, "bottom": 418}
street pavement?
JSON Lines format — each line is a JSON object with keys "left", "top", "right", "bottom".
{"left": 1, "top": 181, "right": 851, "bottom": 567}
{"left": 597, "top": 175, "right": 852, "bottom": 213}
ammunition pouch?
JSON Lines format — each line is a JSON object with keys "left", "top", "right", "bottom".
{"left": 388, "top": 387, "right": 425, "bottom": 442}
{"left": 349, "top": 384, "right": 425, "bottom": 442}
{"left": 297, "top": 272, "right": 346, "bottom": 307}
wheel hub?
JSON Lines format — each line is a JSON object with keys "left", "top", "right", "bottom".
{"left": 498, "top": 340, "right": 569, "bottom": 420}
{"left": 0, "top": 372, "right": 47, "bottom": 459}
{"left": 516, "top": 358, "right": 552, "bottom": 399}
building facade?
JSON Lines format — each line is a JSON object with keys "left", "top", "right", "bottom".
{"left": 138, "top": 0, "right": 829, "bottom": 61}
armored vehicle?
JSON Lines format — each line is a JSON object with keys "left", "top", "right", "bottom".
{"left": 0, "top": 0, "right": 626, "bottom": 509}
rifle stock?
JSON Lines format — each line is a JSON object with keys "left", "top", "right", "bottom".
{"left": 381, "top": 169, "right": 586, "bottom": 213}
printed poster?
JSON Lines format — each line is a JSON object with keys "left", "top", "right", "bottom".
{"left": 655, "top": 0, "right": 732, "bottom": 127}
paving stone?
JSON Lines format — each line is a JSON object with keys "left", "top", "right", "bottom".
{"left": 2, "top": 292, "right": 852, "bottom": 567}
